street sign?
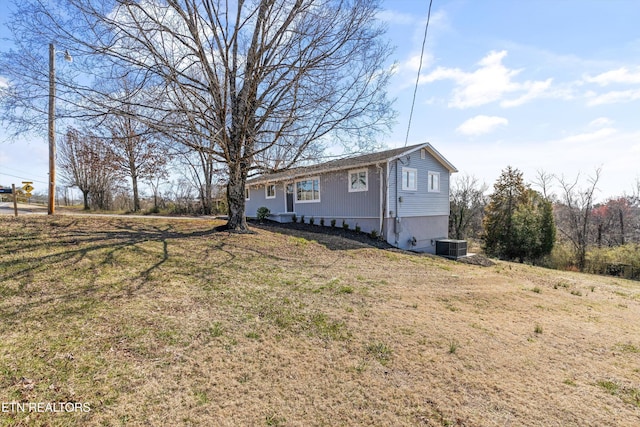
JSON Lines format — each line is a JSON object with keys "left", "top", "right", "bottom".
{"left": 0, "top": 188, "right": 13, "bottom": 194}
{"left": 25, "top": 192, "right": 33, "bottom": 198}
{"left": 22, "top": 184, "right": 34, "bottom": 193}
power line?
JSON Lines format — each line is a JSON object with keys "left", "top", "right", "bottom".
{"left": 404, "top": 0, "right": 434, "bottom": 147}
{"left": 0, "top": 171, "right": 48, "bottom": 184}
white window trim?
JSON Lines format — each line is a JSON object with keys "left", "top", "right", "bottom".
{"left": 265, "top": 183, "right": 276, "bottom": 199}
{"left": 245, "top": 188, "right": 250, "bottom": 201}
{"left": 401, "top": 167, "right": 417, "bottom": 191}
{"left": 428, "top": 171, "right": 441, "bottom": 193}
{"left": 295, "top": 176, "right": 321, "bottom": 203}
{"left": 348, "top": 168, "right": 368, "bottom": 192}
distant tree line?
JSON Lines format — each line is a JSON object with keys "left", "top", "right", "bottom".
{"left": 58, "top": 126, "right": 227, "bottom": 215}
{"left": 449, "top": 167, "right": 640, "bottom": 274}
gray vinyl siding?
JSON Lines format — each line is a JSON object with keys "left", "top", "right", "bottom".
{"left": 245, "top": 183, "right": 285, "bottom": 217}
{"left": 389, "top": 150, "right": 450, "bottom": 218}
{"left": 292, "top": 165, "right": 381, "bottom": 219}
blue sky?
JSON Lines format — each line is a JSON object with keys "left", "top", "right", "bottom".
{"left": 1, "top": 0, "right": 639, "bottom": 200}
{"left": 382, "top": 0, "right": 640, "bottom": 199}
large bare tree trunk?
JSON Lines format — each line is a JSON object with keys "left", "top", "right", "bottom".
{"left": 131, "top": 171, "right": 140, "bottom": 212}
{"left": 226, "top": 161, "right": 248, "bottom": 231}
{"left": 82, "top": 190, "right": 89, "bottom": 210}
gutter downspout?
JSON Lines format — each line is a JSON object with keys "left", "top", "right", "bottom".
{"left": 395, "top": 158, "right": 400, "bottom": 247}
{"left": 377, "top": 163, "right": 384, "bottom": 235}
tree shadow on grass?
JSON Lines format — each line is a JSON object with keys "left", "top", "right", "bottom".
{"left": 0, "top": 217, "right": 240, "bottom": 323}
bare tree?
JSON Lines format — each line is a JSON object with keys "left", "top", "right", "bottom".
{"left": 556, "top": 169, "right": 601, "bottom": 271}
{"left": 104, "top": 118, "right": 168, "bottom": 212}
{"left": 58, "top": 127, "right": 121, "bottom": 210}
{"left": 91, "top": 76, "right": 169, "bottom": 212}
{"left": 58, "top": 128, "right": 94, "bottom": 210}
{"left": 533, "top": 169, "right": 555, "bottom": 201}
{"left": 449, "top": 174, "right": 487, "bottom": 240}
{"left": 173, "top": 130, "right": 226, "bottom": 215}
{"left": 1, "top": 0, "right": 394, "bottom": 231}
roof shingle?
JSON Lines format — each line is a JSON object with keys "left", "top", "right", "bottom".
{"left": 247, "top": 142, "right": 456, "bottom": 185}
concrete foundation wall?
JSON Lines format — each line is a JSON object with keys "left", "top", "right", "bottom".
{"left": 384, "top": 215, "right": 449, "bottom": 254}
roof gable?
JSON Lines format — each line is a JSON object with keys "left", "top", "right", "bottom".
{"left": 247, "top": 142, "right": 457, "bottom": 185}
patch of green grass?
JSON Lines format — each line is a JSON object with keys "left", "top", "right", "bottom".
{"left": 534, "top": 323, "right": 543, "bottom": 334}
{"left": 444, "top": 303, "right": 459, "bottom": 312}
{"left": 208, "top": 322, "right": 224, "bottom": 338}
{"left": 531, "top": 286, "right": 542, "bottom": 294}
{"left": 265, "top": 413, "right": 286, "bottom": 426}
{"left": 309, "top": 313, "right": 349, "bottom": 341}
{"left": 626, "top": 388, "right": 640, "bottom": 408}
{"left": 563, "top": 378, "right": 577, "bottom": 386}
{"left": 595, "top": 380, "right": 640, "bottom": 408}
{"left": 194, "top": 389, "right": 209, "bottom": 405}
{"left": 448, "top": 339, "right": 459, "bottom": 354}
{"left": 597, "top": 380, "right": 619, "bottom": 394}
{"left": 337, "top": 285, "right": 354, "bottom": 294}
{"left": 289, "top": 236, "right": 309, "bottom": 246}
{"left": 570, "top": 290, "right": 582, "bottom": 296}
{"left": 554, "top": 282, "right": 570, "bottom": 289}
{"left": 615, "top": 343, "right": 640, "bottom": 353}
{"left": 366, "top": 342, "right": 392, "bottom": 365}
{"left": 245, "top": 331, "right": 260, "bottom": 340}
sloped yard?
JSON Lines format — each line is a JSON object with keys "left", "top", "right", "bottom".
{"left": 0, "top": 216, "right": 638, "bottom": 426}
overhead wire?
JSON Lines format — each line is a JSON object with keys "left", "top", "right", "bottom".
{"left": 0, "top": 171, "right": 48, "bottom": 185}
{"left": 404, "top": 0, "right": 434, "bottom": 147}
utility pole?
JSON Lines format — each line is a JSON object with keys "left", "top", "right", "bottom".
{"left": 47, "top": 44, "right": 72, "bottom": 215}
{"left": 12, "top": 184, "right": 18, "bottom": 217}
{"left": 48, "top": 43, "right": 56, "bottom": 215}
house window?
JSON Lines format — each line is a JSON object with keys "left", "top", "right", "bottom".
{"left": 348, "top": 169, "right": 368, "bottom": 192}
{"left": 266, "top": 184, "right": 276, "bottom": 199}
{"left": 245, "top": 188, "right": 250, "bottom": 200}
{"left": 295, "top": 177, "right": 320, "bottom": 202}
{"left": 401, "top": 167, "right": 417, "bottom": 191}
{"left": 428, "top": 171, "right": 440, "bottom": 192}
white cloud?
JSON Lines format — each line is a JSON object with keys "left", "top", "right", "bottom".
{"left": 586, "top": 88, "right": 640, "bottom": 106}
{"left": 376, "top": 10, "right": 415, "bottom": 25}
{"left": 557, "top": 127, "right": 617, "bottom": 144}
{"left": 456, "top": 115, "right": 508, "bottom": 136}
{"left": 584, "top": 67, "right": 640, "bottom": 86}
{"left": 500, "top": 79, "right": 553, "bottom": 107}
{"left": 404, "top": 53, "right": 435, "bottom": 74}
{"left": 420, "top": 50, "right": 553, "bottom": 108}
{"left": 588, "top": 117, "right": 614, "bottom": 128}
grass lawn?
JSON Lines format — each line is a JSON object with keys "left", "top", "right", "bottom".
{"left": 0, "top": 215, "right": 639, "bottom": 426}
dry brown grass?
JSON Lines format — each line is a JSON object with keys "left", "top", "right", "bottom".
{"left": 0, "top": 215, "right": 639, "bottom": 426}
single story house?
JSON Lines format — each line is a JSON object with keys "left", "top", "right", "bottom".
{"left": 245, "top": 142, "right": 458, "bottom": 253}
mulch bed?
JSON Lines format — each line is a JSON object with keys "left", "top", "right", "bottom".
{"left": 248, "top": 219, "right": 395, "bottom": 250}
{"left": 249, "top": 219, "right": 496, "bottom": 267}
